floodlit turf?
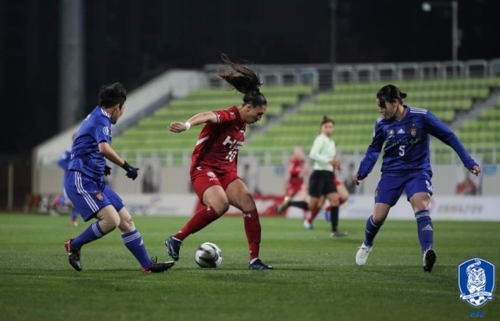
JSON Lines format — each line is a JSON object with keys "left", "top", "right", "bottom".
{"left": 0, "top": 214, "right": 498, "bottom": 321}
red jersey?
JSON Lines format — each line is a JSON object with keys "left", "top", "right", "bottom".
{"left": 190, "top": 106, "right": 246, "bottom": 173}
{"left": 288, "top": 157, "right": 305, "bottom": 179}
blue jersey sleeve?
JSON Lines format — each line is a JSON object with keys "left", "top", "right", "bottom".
{"left": 91, "top": 116, "right": 112, "bottom": 145}
{"left": 57, "top": 150, "right": 71, "bottom": 171}
{"left": 424, "top": 112, "right": 477, "bottom": 169}
{"left": 357, "top": 120, "right": 384, "bottom": 178}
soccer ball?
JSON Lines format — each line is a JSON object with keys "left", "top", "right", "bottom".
{"left": 194, "top": 242, "right": 223, "bottom": 268}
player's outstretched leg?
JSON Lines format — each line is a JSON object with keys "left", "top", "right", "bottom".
{"left": 415, "top": 209, "right": 436, "bottom": 272}
{"left": 165, "top": 205, "right": 221, "bottom": 261}
{"left": 356, "top": 215, "right": 383, "bottom": 265}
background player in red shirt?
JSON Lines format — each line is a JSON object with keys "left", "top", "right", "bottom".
{"left": 277, "top": 145, "right": 308, "bottom": 212}
{"left": 165, "top": 55, "right": 273, "bottom": 270}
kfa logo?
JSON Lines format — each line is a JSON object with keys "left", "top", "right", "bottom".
{"left": 409, "top": 124, "right": 418, "bottom": 137}
{"left": 458, "top": 258, "right": 495, "bottom": 307}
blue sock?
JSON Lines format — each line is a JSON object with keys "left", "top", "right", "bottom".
{"left": 364, "top": 215, "right": 383, "bottom": 246}
{"left": 72, "top": 222, "right": 105, "bottom": 249}
{"left": 122, "top": 230, "right": 152, "bottom": 269}
{"left": 70, "top": 208, "right": 78, "bottom": 221}
{"left": 415, "top": 209, "right": 433, "bottom": 252}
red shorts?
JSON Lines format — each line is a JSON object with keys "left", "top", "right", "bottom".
{"left": 191, "top": 166, "right": 240, "bottom": 204}
{"left": 285, "top": 177, "right": 304, "bottom": 197}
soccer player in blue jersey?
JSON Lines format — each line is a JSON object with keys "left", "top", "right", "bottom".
{"left": 354, "top": 84, "right": 481, "bottom": 272}
{"left": 64, "top": 83, "right": 174, "bottom": 274}
{"left": 55, "top": 133, "right": 80, "bottom": 226}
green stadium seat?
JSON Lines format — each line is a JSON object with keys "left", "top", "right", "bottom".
{"left": 112, "top": 79, "right": 500, "bottom": 164}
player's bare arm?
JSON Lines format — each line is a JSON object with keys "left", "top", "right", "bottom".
{"left": 99, "top": 141, "right": 139, "bottom": 180}
{"left": 98, "top": 142, "right": 125, "bottom": 166}
{"left": 169, "top": 112, "right": 218, "bottom": 133}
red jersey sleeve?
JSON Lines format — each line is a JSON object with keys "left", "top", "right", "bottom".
{"left": 289, "top": 159, "right": 304, "bottom": 177}
{"left": 213, "top": 108, "right": 238, "bottom": 124}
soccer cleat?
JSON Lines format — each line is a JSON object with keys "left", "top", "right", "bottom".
{"left": 331, "top": 230, "right": 348, "bottom": 237}
{"left": 142, "top": 257, "right": 175, "bottom": 274}
{"left": 64, "top": 238, "right": 82, "bottom": 271}
{"left": 423, "top": 248, "right": 437, "bottom": 272}
{"left": 355, "top": 242, "right": 372, "bottom": 266}
{"left": 165, "top": 236, "right": 182, "bottom": 261}
{"left": 303, "top": 219, "right": 313, "bottom": 230}
{"left": 276, "top": 197, "right": 291, "bottom": 215}
{"left": 248, "top": 259, "right": 273, "bottom": 270}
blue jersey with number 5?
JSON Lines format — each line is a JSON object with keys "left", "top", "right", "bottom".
{"left": 68, "top": 107, "right": 112, "bottom": 181}
{"left": 357, "top": 106, "right": 476, "bottom": 177}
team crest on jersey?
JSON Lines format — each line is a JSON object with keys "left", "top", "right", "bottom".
{"left": 409, "top": 124, "right": 418, "bottom": 137}
{"left": 102, "top": 126, "right": 111, "bottom": 136}
{"left": 458, "top": 258, "right": 495, "bottom": 307}
{"left": 387, "top": 129, "right": 394, "bottom": 139}
{"left": 94, "top": 191, "right": 104, "bottom": 201}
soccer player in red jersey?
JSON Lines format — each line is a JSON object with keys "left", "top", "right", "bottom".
{"left": 276, "top": 146, "right": 308, "bottom": 213}
{"left": 165, "top": 55, "right": 273, "bottom": 270}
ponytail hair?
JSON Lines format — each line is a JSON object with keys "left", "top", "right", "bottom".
{"left": 320, "top": 115, "right": 334, "bottom": 126}
{"left": 217, "top": 54, "right": 267, "bottom": 106}
{"left": 376, "top": 84, "right": 407, "bottom": 104}
{"left": 318, "top": 115, "right": 334, "bottom": 133}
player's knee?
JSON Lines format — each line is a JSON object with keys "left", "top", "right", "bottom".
{"left": 239, "top": 191, "right": 255, "bottom": 210}
{"left": 119, "top": 215, "right": 136, "bottom": 233}
{"left": 210, "top": 199, "right": 230, "bottom": 215}
{"left": 329, "top": 194, "right": 340, "bottom": 206}
{"left": 100, "top": 214, "right": 120, "bottom": 233}
{"left": 411, "top": 193, "right": 431, "bottom": 211}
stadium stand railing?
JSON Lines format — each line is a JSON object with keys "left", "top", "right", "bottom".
{"left": 110, "top": 59, "right": 500, "bottom": 166}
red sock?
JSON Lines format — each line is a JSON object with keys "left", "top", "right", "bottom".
{"left": 174, "top": 206, "right": 220, "bottom": 241}
{"left": 243, "top": 209, "right": 261, "bottom": 261}
{"left": 339, "top": 197, "right": 346, "bottom": 206}
{"left": 306, "top": 208, "right": 320, "bottom": 224}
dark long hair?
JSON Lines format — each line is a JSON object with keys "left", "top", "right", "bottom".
{"left": 376, "top": 84, "right": 407, "bottom": 104}
{"left": 217, "top": 54, "right": 267, "bottom": 106}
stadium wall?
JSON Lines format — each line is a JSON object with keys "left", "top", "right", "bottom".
{"left": 37, "top": 163, "right": 499, "bottom": 196}
{"left": 86, "top": 193, "right": 500, "bottom": 222}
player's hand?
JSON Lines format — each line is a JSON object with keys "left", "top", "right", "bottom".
{"left": 168, "top": 122, "right": 187, "bottom": 133}
{"left": 470, "top": 165, "right": 481, "bottom": 176}
{"left": 354, "top": 174, "right": 365, "bottom": 186}
{"left": 121, "top": 160, "right": 139, "bottom": 180}
{"left": 104, "top": 165, "right": 112, "bottom": 176}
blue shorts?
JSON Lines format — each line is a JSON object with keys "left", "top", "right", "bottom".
{"left": 65, "top": 171, "right": 124, "bottom": 222}
{"left": 375, "top": 171, "right": 433, "bottom": 207}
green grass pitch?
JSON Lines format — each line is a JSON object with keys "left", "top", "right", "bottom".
{"left": 0, "top": 214, "right": 498, "bottom": 321}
